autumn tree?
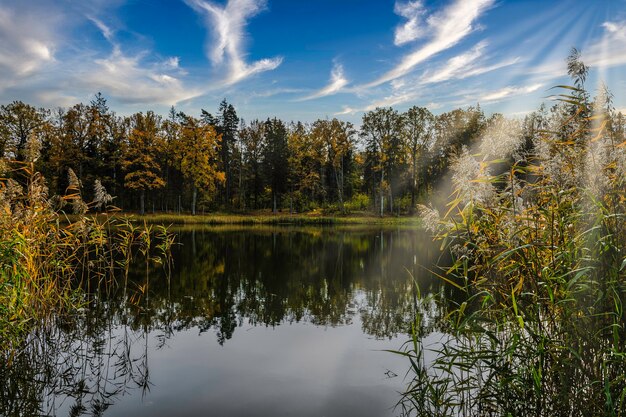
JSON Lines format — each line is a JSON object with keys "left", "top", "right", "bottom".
{"left": 287, "top": 122, "right": 321, "bottom": 210}
{"left": 177, "top": 114, "right": 224, "bottom": 215}
{"left": 122, "top": 111, "right": 166, "bottom": 214}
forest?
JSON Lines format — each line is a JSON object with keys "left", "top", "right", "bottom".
{"left": 6, "top": 89, "right": 620, "bottom": 217}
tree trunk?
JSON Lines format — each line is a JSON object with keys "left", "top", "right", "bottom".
{"left": 192, "top": 184, "right": 197, "bottom": 215}
{"left": 411, "top": 150, "right": 417, "bottom": 213}
{"left": 140, "top": 190, "right": 145, "bottom": 215}
{"left": 380, "top": 170, "right": 384, "bottom": 217}
{"left": 273, "top": 193, "right": 277, "bottom": 214}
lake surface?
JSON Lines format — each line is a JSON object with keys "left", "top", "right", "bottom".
{"left": 2, "top": 225, "right": 445, "bottom": 417}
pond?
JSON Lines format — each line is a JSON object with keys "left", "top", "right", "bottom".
{"left": 2, "top": 225, "right": 447, "bottom": 417}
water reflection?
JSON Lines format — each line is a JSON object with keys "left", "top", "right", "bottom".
{"left": 1, "top": 226, "right": 446, "bottom": 417}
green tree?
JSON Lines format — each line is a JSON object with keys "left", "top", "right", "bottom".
{"left": 202, "top": 99, "right": 239, "bottom": 207}
{"left": 402, "top": 106, "right": 434, "bottom": 211}
{"left": 361, "top": 108, "right": 403, "bottom": 216}
{"left": 240, "top": 120, "right": 266, "bottom": 209}
{"left": 0, "top": 101, "right": 48, "bottom": 161}
{"left": 263, "top": 118, "right": 289, "bottom": 213}
{"left": 310, "top": 118, "right": 355, "bottom": 211}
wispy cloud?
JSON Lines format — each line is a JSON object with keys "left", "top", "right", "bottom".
{"left": 480, "top": 83, "right": 543, "bottom": 103}
{"left": 418, "top": 42, "right": 519, "bottom": 85}
{"left": 71, "top": 19, "right": 202, "bottom": 106}
{"left": 394, "top": 1, "right": 425, "bottom": 46}
{"left": 584, "top": 20, "right": 626, "bottom": 69}
{"left": 87, "top": 15, "right": 114, "bottom": 42}
{"left": 0, "top": 5, "right": 57, "bottom": 82}
{"left": 298, "top": 62, "right": 349, "bottom": 101}
{"left": 185, "top": 0, "right": 282, "bottom": 85}
{"left": 82, "top": 46, "right": 202, "bottom": 105}
{"left": 363, "top": 0, "right": 494, "bottom": 88}
{"left": 251, "top": 87, "right": 305, "bottom": 98}
{"left": 419, "top": 41, "right": 486, "bottom": 84}
{"left": 602, "top": 21, "right": 626, "bottom": 41}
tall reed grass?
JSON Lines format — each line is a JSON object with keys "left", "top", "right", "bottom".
{"left": 0, "top": 162, "right": 174, "bottom": 351}
{"left": 400, "top": 70, "right": 626, "bottom": 415}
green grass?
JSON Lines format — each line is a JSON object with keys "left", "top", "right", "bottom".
{"left": 80, "top": 211, "right": 423, "bottom": 226}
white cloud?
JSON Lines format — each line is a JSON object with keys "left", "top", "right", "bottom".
{"left": 584, "top": 20, "right": 626, "bottom": 69}
{"left": 336, "top": 106, "right": 356, "bottom": 116}
{"left": 185, "top": 0, "right": 282, "bottom": 85}
{"left": 420, "top": 41, "right": 487, "bottom": 84}
{"left": 87, "top": 16, "right": 114, "bottom": 42}
{"left": 0, "top": 6, "right": 57, "bottom": 81}
{"left": 394, "top": 1, "right": 425, "bottom": 46}
{"left": 363, "top": 0, "right": 494, "bottom": 88}
{"left": 480, "top": 83, "right": 543, "bottom": 102}
{"left": 82, "top": 46, "right": 202, "bottom": 105}
{"left": 419, "top": 42, "right": 519, "bottom": 85}
{"left": 298, "top": 62, "right": 349, "bottom": 101}
{"left": 251, "top": 87, "right": 305, "bottom": 98}
{"left": 602, "top": 21, "right": 626, "bottom": 41}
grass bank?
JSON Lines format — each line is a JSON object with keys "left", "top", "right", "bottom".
{"left": 84, "top": 211, "right": 422, "bottom": 227}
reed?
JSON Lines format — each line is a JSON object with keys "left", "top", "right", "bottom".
{"left": 0, "top": 162, "right": 174, "bottom": 351}
{"left": 399, "top": 71, "right": 626, "bottom": 415}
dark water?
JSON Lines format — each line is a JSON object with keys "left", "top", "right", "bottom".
{"left": 2, "top": 225, "right": 445, "bottom": 417}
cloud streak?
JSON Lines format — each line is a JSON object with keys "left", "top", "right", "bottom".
{"left": 419, "top": 42, "right": 519, "bottom": 84}
{"left": 363, "top": 0, "right": 494, "bottom": 89}
{"left": 185, "top": 0, "right": 282, "bottom": 85}
{"left": 298, "top": 62, "right": 349, "bottom": 101}
{"left": 480, "top": 83, "right": 543, "bottom": 103}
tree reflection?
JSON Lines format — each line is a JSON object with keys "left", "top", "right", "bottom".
{"left": 1, "top": 226, "right": 449, "bottom": 416}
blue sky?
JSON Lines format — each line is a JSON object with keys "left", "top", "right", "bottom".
{"left": 0, "top": 0, "right": 625, "bottom": 123}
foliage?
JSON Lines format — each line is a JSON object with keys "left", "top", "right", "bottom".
{"left": 0, "top": 162, "right": 174, "bottom": 351}
{"left": 398, "top": 57, "right": 626, "bottom": 416}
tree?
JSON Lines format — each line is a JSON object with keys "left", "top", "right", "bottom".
{"left": 178, "top": 114, "right": 225, "bottom": 215}
{"left": 402, "top": 106, "right": 434, "bottom": 211}
{"left": 122, "top": 112, "right": 166, "bottom": 214}
{"left": 310, "top": 118, "right": 355, "bottom": 211}
{"left": 361, "top": 108, "right": 403, "bottom": 216}
{"left": 0, "top": 101, "right": 48, "bottom": 161}
{"left": 263, "top": 118, "right": 289, "bottom": 213}
{"left": 202, "top": 99, "right": 239, "bottom": 207}
{"left": 240, "top": 120, "right": 266, "bottom": 209}
{"left": 288, "top": 122, "right": 322, "bottom": 210}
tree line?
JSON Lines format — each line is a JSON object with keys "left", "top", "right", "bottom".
{"left": 1, "top": 93, "right": 623, "bottom": 215}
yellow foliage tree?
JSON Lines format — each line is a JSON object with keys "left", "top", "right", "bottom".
{"left": 178, "top": 115, "right": 224, "bottom": 215}
{"left": 122, "top": 111, "right": 166, "bottom": 214}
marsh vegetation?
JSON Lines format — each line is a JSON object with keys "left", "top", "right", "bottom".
{"left": 396, "top": 52, "right": 626, "bottom": 416}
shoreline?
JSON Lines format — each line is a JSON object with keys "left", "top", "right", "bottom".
{"left": 77, "top": 211, "right": 423, "bottom": 226}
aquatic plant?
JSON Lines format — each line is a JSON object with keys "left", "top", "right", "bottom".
{"left": 400, "top": 55, "right": 626, "bottom": 416}
{"left": 0, "top": 162, "right": 174, "bottom": 351}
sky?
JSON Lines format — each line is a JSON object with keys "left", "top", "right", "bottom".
{"left": 0, "top": 0, "right": 625, "bottom": 124}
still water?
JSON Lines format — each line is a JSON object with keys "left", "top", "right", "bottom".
{"left": 3, "top": 226, "right": 444, "bottom": 417}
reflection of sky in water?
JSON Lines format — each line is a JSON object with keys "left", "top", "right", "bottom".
{"left": 54, "top": 315, "right": 408, "bottom": 417}
{"left": 17, "top": 227, "right": 446, "bottom": 417}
